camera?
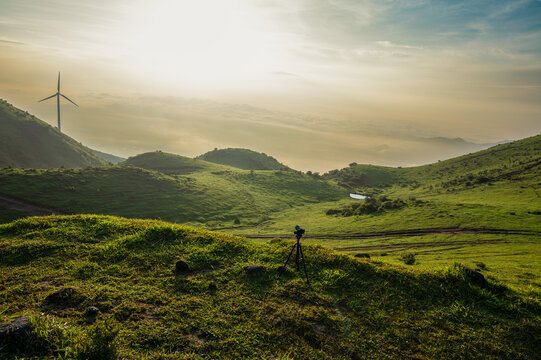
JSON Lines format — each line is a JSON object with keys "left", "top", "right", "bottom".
{"left": 294, "top": 225, "right": 305, "bottom": 240}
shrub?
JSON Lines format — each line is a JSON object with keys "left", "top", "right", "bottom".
{"left": 475, "top": 262, "right": 487, "bottom": 270}
{"left": 400, "top": 253, "right": 416, "bottom": 265}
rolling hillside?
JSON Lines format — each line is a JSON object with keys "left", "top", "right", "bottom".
{"left": 230, "top": 135, "right": 541, "bottom": 291}
{"left": 0, "top": 99, "right": 109, "bottom": 168}
{"left": 197, "top": 148, "right": 288, "bottom": 170}
{"left": 323, "top": 134, "right": 540, "bottom": 189}
{"left": 236, "top": 134, "right": 541, "bottom": 235}
{"left": 0, "top": 215, "right": 538, "bottom": 359}
{"left": 0, "top": 151, "right": 347, "bottom": 225}
{"left": 121, "top": 151, "right": 225, "bottom": 175}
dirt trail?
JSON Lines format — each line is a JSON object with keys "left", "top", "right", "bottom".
{"left": 0, "top": 195, "right": 64, "bottom": 216}
{"left": 241, "top": 228, "right": 539, "bottom": 240}
{"left": 335, "top": 238, "right": 507, "bottom": 252}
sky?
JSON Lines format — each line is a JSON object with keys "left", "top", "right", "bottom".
{"left": 1, "top": 0, "right": 540, "bottom": 171}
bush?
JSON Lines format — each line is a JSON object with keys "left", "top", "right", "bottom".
{"left": 475, "top": 262, "right": 487, "bottom": 270}
{"left": 400, "top": 253, "right": 416, "bottom": 265}
{"left": 325, "top": 196, "right": 407, "bottom": 217}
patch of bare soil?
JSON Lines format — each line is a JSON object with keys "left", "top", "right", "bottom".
{"left": 0, "top": 194, "right": 63, "bottom": 216}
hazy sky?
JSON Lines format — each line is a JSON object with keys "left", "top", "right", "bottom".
{"left": 1, "top": 0, "right": 540, "bottom": 171}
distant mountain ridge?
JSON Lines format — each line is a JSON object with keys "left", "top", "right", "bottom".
{"left": 424, "top": 136, "right": 511, "bottom": 150}
{"left": 91, "top": 149, "right": 125, "bottom": 164}
{"left": 197, "top": 148, "right": 288, "bottom": 170}
{"left": 0, "top": 99, "right": 121, "bottom": 168}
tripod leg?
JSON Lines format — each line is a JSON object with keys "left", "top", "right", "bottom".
{"left": 299, "top": 243, "right": 310, "bottom": 285}
{"left": 296, "top": 240, "right": 300, "bottom": 271}
{"left": 280, "top": 243, "right": 297, "bottom": 276}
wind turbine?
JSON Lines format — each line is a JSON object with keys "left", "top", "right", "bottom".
{"left": 38, "top": 72, "right": 78, "bottom": 132}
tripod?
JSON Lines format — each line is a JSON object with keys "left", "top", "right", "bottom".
{"left": 280, "top": 228, "right": 310, "bottom": 284}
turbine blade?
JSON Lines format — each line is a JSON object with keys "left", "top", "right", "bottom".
{"left": 38, "top": 93, "right": 57, "bottom": 102}
{"left": 60, "top": 93, "right": 79, "bottom": 107}
{"left": 57, "top": 72, "right": 60, "bottom": 91}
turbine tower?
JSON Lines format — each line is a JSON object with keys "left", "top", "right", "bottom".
{"left": 38, "top": 72, "right": 78, "bottom": 132}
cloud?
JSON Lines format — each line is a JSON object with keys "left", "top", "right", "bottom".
{"left": 0, "top": 38, "right": 25, "bottom": 46}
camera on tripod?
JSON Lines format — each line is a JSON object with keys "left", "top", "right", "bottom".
{"left": 294, "top": 225, "right": 305, "bottom": 240}
{"left": 279, "top": 225, "right": 309, "bottom": 284}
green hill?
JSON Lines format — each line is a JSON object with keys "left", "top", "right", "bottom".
{"left": 236, "top": 134, "right": 541, "bottom": 236}
{"left": 230, "top": 135, "right": 541, "bottom": 292}
{"left": 0, "top": 99, "right": 108, "bottom": 168}
{"left": 121, "top": 151, "right": 225, "bottom": 175}
{"left": 0, "top": 156, "right": 347, "bottom": 225}
{"left": 323, "top": 134, "right": 541, "bottom": 189}
{"left": 0, "top": 215, "right": 538, "bottom": 359}
{"left": 197, "top": 148, "right": 288, "bottom": 170}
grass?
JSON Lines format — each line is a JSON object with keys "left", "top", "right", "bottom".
{"left": 196, "top": 148, "right": 288, "bottom": 170}
{"left": 0, "top": 163, "right": 347, "bottom": 226}
{"left": 1, "top": 215, "right": 539, "bottom": 359}
{"left": 0, "top": 99, "right": 108, "bottom": 168}
{"left": 290, "top": 233, "right": 541, "bottom": 291}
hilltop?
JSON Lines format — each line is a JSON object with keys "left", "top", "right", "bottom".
{"left": 121, "top": 151, "right": 225, "bottom": 175}
{"left": 0, "top": 215, "right": 539, "bottom": 359}
{"left": 0, "top": 99, "right": 110, "bottom": 168}
{"left": 197, "top": 148, "right": 288, "bottom": 170}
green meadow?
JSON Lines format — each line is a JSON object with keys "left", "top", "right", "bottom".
{"left": 0, "top": 215, "right": 539, "bottom": 359}
{"left": 0, "top": 101, "right": 539, "bottom": 359}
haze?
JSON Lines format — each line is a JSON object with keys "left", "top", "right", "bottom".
{"left": 1, "top": 0, "right": 540, "bottom": 171}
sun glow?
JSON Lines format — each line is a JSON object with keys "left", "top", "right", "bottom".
{"left": 116, "top": 0, "right": 287, "bottom": 89}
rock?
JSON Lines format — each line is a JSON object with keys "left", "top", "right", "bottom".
{"left": 465, "top": 268, "right": 486, "bottom": 285}
{"left": 0, "top": 316, "right": 31, "bottom": 351}
{"left": 175, "top": 259, "right": 190, "bottom": 273}
{"left": 354, "top": 253, "right": 371, "bottom": 259}
{"left": 43, "top": 287, "right": 80, "bottom": 307}
{"left": 244, "top": 264, "right": 266, "bottom": 276}
{"left": 84, "top": 306, "right": 99, "bottom": 318}
{"left": 208, "top": 281, "right": 217, "bottom": 291}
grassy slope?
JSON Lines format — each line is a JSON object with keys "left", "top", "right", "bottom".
{"left": 0, "top": 215, "right": 539, "bottom": 359}
{"left": 324, "top": 134, "right": 541, "bottom": 188}
{"left": 121, "top": 151, "right": 224, "bottom": 175}
{"left": 0, "top": 158, "right": 347, "bottom": 225}
{"left": 233, "top": 134, "right": 541, "bottom": 234}
{"left": 197, "top": 148, "right": 287, "bottom": 170}
{"left": 230, "top": 135, "right": 541, "bottom": 291}
{"left": 0, "top": 99, "right": 108, "bottom": 168}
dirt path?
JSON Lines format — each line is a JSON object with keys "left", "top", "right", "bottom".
{"left": 0, "top": 195, "right": 64, "bottom": 216}
{"left": 335, "top": 238, "right": 507, "bottom": 252}
{"left": 240, "top": 227, "right": 539, "bottom": 240}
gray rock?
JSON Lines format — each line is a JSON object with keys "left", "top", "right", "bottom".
{"left": 244, "top": 264, "right": 266, "bottom": 276}
{"left": 0, "top": 316, "right": 31, "bottom": 351}
{"left": 175, "top": 259, "right": 190, "bottom": 273}
{"left": 354, "top": 253, "right": 371, "bottom": 259}
{"left": 84, "top": 306, "right": 99, "bottom": 318}
{"left": 43, "top": 287, "right": 80, "bottom": 307}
